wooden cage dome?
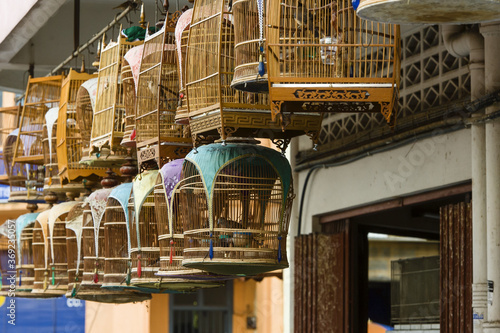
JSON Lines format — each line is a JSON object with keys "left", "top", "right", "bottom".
{"left": 32, "top": 209, "right": 62, "bottom": 297}
{"left": 174, "top": 9, "right": 193, "bottom": 125}
{"left": 120, "top": 45, "right": 143, "bottom": 148}
{"left": 56, "top": 69, "right": 107, "bottom": 195}
{"left": 88, "top": 36, "right": 142, "bottom": 167}
{"left": 135, "top": 24, "right": 191, "bottom": 172}
{"left": 179, "top": 143, "right": 294, "bottom": 275}
{"left": 154, "top": 159, "right": 227, "bottom": 288}
{"left": 47, "top": 201, "right": 81, "bottom": 295}
{"left": 186, "top": 0, "right": 323, "bottom": 147}
{"left": 65, "top": 202, "right": 84, "bottom": 298}
{"left": 5, "top": 130, "right": 44, "bottom": 203}
{"left": 15, "top": 213, "right": 40, "bottom": 297}
{"left": 266, "top": 0, "right": 400, "bottom": 125}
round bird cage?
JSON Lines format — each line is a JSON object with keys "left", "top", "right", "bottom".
{"left": 231, "top": 0, "right": 268, "bottom": 92}
{"left": 32, "top": 209, "right": 62, "bottom": 297}
{"left": 174, "top": 9, "right": 192, "bottom": 125}
{"left": 88, "top": 36, "right": 142, "bottom": 168}
{"left": 266, "top": 0, "right": 400, "bottom": 126}
{"left": 47, "top": 201, "right": 80, "bottom": 295}
{"left": 180, "top": 143, "right": 294, "bottom": 275}
{"left": 186, "top": 0, "right": 323, "bottom": 147}
{"left": 5, "top": 129, "right": 44, "bottom": 203}
{"left": 65, "top": 202, "right": 84, "bottom": 298}
{"left": 135, "top": 25, "right": 191, "bottom": 172}
{"left": 15, "top": 213, "right": 40, "bottom": 296}
{"left": 154, "top": 159, "right": 228, "bottom": 287}
{"left": 355, "top": 0, "right": 500, "bottom": 24}
{"left": 0, "top": 105, "right": 20, "bottom": 185}
{"left": 120, "top": 45, "right": 144, "bottom": 148}
{"left": 57, "top": 69, "right": 107, "bottom": 195}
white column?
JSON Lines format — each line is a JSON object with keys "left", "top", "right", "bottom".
{"left": 481, "top": 22, "right": 500, "bottom": 332}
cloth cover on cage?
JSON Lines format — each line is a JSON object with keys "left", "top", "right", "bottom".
{"left": 66, "top": 213, "right": 84, "bottom": 276}
{"left": 48, "top": 201, "right": 80, "bottom": 262}
{"left": 16, "top": 212, "right": 40, "bottom": 262}
{"left": 108, "top": 182, "right": 134, "bottom": 256}
{"left": 80, "top": 78, "right": 98, "bottom": 111}
{"left": 132, "top": 170, "right": 158, "bottom": 249}
{"left": 35, "top": 210, "right": 51, "bottom": 270}
{"left": 84, "top": 188, "right": 114, "bottom": 258}
{"left": 45, "top": 107, "right": 59, "bottom": 166}
{"left": 158, "top": 159, "right": 184, "bottom": 237}
{"left": 175, "top": 9, "right": 192, "bottom": 89}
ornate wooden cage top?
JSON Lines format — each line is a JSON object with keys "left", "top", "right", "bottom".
{"left": 56, "top": 70, "right": 107, "bottom": 190}
{"left": 47, "top": 201, "right": 81, "bottom": 294}
{"left": 89, "top": 36, "right": 142, "bottom": 167}
{"left": 65, "top": 202, "right": 84, "bottom": 298}
{"left": 120, "top": 45, "right": 143, "bottom": 148}
{"left": 174, "top": 8, "right": 193, "bottom": 124}
{"left": 0, "top": 105, "right": 20, "bottom": 185}
{"left": 32, "top": 209, "right": 62, "bottom": 297}
{"left": 179, "top": 143, "right": 294, "bottom": 275}
{"left": 15, "top": 212, "right": 40, "bottom": 295}
{"left": 266, "top": 0, "right": 400, "bottom": 125}
{"left": 4, "top": 129, "right": 44, "bottom": 203}
{"left": 13, "top": 76, "right": 63, "bottom": 166}
{"left": 135, "top": 25, "right": 192, "bottom": 172}
{"left": 154, "top": 159, "right": 226, "bottom": 288}
{"left": 186, "top": 0, "right": 323, "bottom": 146}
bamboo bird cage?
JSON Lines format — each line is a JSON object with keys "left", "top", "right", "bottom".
{"left": 32, "top": 209, "right": 63, "bottom": 297}
{"left": 0, "top": 105, "right": 20, "bottom": 185}
{"left": 57, "top": 70, "right": 107, "bottom": 194}
{"left": 174, "top": 9, "right": 193, "bottom": 125}
{"left": 5, "top": 130, "right": 44, "bottom": 203}
{"left": 65, "top": 202, "right": 84, "bottom": 298}
{"left": 154, "top": 159, "right": 227, "bottom": 288}
{"left": 180, "top": 143, "right": 294, "bottom": 275}
{"left": 88, "top": 36, "right": 142, "bottom": 168}
{"left": 100, "top": 182, "right": 153, "bottom": 302}
{"left": 135, "top": 24, "right": 192, "bottom": 172}
{"left": 186, "top": 0, "right": 323, "bottom": 147}
{"left": 13, "top": 76, "right": 63, "bottom": 166}
{"left": 15, "top": 213, "right": 40, "bottom": 297}
{"left": 266, "top": 0, "right": 400, "bottom": 125}
{"left": 47, "top": 201, "right": 80, "bottom": 295}
{"left": 120, "top": 45, "right": 143, "bottom": 148}
{"left": 76, "top": 77, "right": 98, "bottom": 165}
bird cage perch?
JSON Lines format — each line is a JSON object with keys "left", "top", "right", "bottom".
{"left": 15, "top": 213, "right": 40, "bottom": 296}
{"left": 266, "top": 0, "right": 400, "bottom": 126}
{"left": 66, "top": 202, "right": 84, "bottom": 298}
{"left": 88, "top": 36, "right": 142, "bottom": 167}
{"left": 5, "top": 130, "right": 44, "bottom": 203}
{"left": 180, "top": 143, "right": 294, "bottom": 275}
{"left": 120, "top": 45, "right": 144, "bottom": 148}
{"left": 186, "top": 0, "right": 323, "bottom": 147}
{"left": 13, "top": 76, "right": 63, "bottom": 166}
{"left": 76, "top": 78, "right": 98, "bottom": 165}
{"left": 47, "top": 201, "right": 80, "bottom": 295}
{"left": 135, "top": 25, "right": 192, "bottom": 172}
{"left": 154, "top": 159, "right": 228, "bottom": 287}
{"left": 57, "top": 70, "right": 107, "bottom": 195}
{"left": 32, "top": 209, "right": 62, "bottom": 297}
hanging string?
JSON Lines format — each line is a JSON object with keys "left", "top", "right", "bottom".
{"left": 93, "top": 261, "right": 99, "bottom": 283}
{"left": 209, "top": 233, "right": 214, "bottom": 260}
{"left": 137, "top": 254, "right": 142, "bottom": 278}
{"left": 51, "top": 266, "right": 55, "bottom": 285}
{"left": 277, "top": 235, "right": 282, "bottom": 262}
{"left": 71, "top": 274, "right": 79, "bottom": 297}
{"left": 126, "top": 260, "right": 132, "bottom": 285}
{"left": 169, "top": 239, "right": 174, "bottom": 264}
{"left": 18, "top": 270, "right": 22, "bottom": 286}
{"left": 257, "top": 0, "right": 266, "bottom": 77}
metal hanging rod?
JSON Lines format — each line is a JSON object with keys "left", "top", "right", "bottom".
{"left": 48, "top": 6, "right": 133, "bottom": 76}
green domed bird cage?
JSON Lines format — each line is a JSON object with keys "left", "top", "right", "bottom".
{"left": 180, "top": 143, "right": 294, "bottom": 275}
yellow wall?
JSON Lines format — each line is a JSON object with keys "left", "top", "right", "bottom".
{"left": 256, "top": 277, "right": 283, "bottom": 333}
{"left": 85, "top": 300, "right": 150, "bottom": 333}
{"left": 150, "top": 294, "right": 169, "bottom": 333}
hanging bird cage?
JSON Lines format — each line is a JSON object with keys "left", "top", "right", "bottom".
{"left": 56, "top": 69, "right": 107, "bottom": 195}
{"left": 231, "top": 0, "right": 268, "bottom": 93}
{"left": 76, "top": 77, "right": 98, "bottom": 164}
{"left": 120, "top": 45, "right": 144, "bottom": 148}
{"left": 15, "top": 213, "right": 40, "bottom": 297}
{"left": 154, "top": 159, "right": 228, "bottom": 287}
{"left": 186, "top": 0, "right": 323, "bottom": 147}
{"left": 5, "top": 130, "right": 44, "bottom": 203}
{"left": 46, "top": 201, "right": 80, "bottom": 295}
{"left": 42, "top": 107, "right": 65, "bottom": 200}
{"left": 355, "top": 0, "right": 500, "bottom": 24}
{"left": 32, "top": 209, "right": 63, "bottom": 297}
{"left": 174, "top": 9, "right": 193, "bottom": 125}
{"left": 0, "top": 105, "right": 20, "bottom": 185}
{"left": 266, "top": 0, "right": 400, "bottom": 126}
{"left": 65, "top": 202, "right": 84, "bottom": 298}
{"left": 88, "top": 36, "right": 142, "bottom": 167}
{"left": 180, "top": 143, "right": 294, "bottom": 275}
{"left": 135, "top": 25, "right": 192, "bottom": 172}
{"left": 13, "top": 76, "right": 63, "bottom": 166}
